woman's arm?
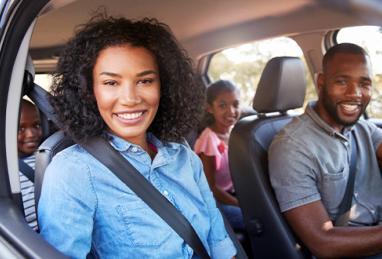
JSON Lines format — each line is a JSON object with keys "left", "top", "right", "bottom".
{"left": 192, "top": 152, "right": 237, "bottom": 259}
{"left": 38, "top": 152, "right": 96, "bottom": 258}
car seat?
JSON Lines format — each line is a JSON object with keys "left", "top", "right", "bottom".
{"left": 34, "top": 131, "right": 74, "bottom": 206}
{"left": 229, "top": 56, "right": 309, "bottom": 258}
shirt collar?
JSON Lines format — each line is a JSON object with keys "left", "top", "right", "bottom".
{"left": 105, "top": 132, "right": 176, "bottom": 165}
{"left": 305, "top": 101, "right": 353, "bottom": 141}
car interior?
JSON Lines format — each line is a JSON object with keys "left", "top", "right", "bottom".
{"left": 229, "top": 56, "right": 308, "bottom": 258}
{"left": 0, "top": 0, "right": 382, "bottom": 258}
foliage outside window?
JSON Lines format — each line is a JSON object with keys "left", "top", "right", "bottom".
{"left": 336, "top": 26, "right": 382, "bottom": 118}
{"left": 208, "top": 37, "right": 316, "bottom": 111}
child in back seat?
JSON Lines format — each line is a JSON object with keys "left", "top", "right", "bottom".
{"left": 18, "top": 98, "right": 42, "bottom": 231}
{"left": 194, "top": 80, "right": 245, "bottom": 232}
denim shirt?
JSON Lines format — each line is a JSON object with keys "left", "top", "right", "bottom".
{"left": 38, "top": 133, "right": 236, "bottom": 259}
{"left": 269, "top": 102, "right": 382, "bottom": 225}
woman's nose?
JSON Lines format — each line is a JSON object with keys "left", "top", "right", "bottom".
{"left": 120, "top": 84, "right": 142, "bottom": 105}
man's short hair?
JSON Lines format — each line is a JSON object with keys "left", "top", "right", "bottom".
{"left": 323, "top": 43, "right": 369, "bottom": 72}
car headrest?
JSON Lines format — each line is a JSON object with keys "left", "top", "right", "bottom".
{"left": 253, "top": 56, "right": 306, "bottom": 113}
{"left": 23, "top": 55, "right": 35, "bottom": 95}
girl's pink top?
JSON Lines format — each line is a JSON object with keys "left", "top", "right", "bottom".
{"left": 194, "top": 127, "right": 234, "bottom": 192}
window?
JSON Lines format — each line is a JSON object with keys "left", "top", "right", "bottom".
{"left": 35, "top": 74, "right": 53, "bottom": 92}
{"left": 208, "top": 37, "right": 315, "bottom": 110}
{"left": 336, "top": 26, "right": 382, "bottom": 118}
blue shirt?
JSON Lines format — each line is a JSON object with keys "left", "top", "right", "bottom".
{"left": 269, "top": 102, "right": 382, "bottom": 225}
{"left": 38, "top": 133, "right": 236, "bottom": 259}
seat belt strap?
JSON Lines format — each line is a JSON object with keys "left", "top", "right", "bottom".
{"left": 81, "top": 136, "right": 211, "bottom": 259}
{"left": 334, "top": 130, "right": 358, "bottom": 226}
{"left": 18, "top": 159, "right": 34, "bottom": 182}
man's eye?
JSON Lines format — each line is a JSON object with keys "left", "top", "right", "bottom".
{"left": 335, "top": 79, "right": 347, "bottom": 85}
{"left": 360, "top": 81, "right": 372, "bottom": 89}
{"left": 219, "top": 103, "right": 227, "bottom": 109}
{"left": 18, "top": 127, "right": 25, "bottom": 133}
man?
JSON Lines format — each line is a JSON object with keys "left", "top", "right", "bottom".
{"left": 18, "top": 99, "right": 42, "bottom": 231}
{"left": 269, "top": 43, "right": 382, "bottom": 258}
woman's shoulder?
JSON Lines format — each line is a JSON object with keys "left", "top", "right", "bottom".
{"left": 46, "top": 143, "right": 93, "bottom": 177}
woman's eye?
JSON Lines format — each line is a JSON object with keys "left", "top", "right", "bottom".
{"left": 138, "top": 78, "right": 154, "bottom": 85}
{"left": 219, "top": 103, "right": 227, "bottom": 109}
{"left": 103, "top": 80, "right": 117, "bottom": 86}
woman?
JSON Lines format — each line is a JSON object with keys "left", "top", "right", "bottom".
{"left": 38, "top": 14, "right": 236, "bottom": 259}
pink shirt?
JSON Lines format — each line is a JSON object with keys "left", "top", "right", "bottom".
{"left": 194, "top": 127, "right": 234, "bottom": 192}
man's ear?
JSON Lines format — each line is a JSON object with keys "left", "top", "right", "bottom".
{"left": 316, "top": 73, "right": 325, "bottom": 95}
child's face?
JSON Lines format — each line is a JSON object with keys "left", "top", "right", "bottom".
{"left": 208, "top": 90, "right": 240, "bottom": 129}
{"left": 18, "top": 105, "right": 42, "bottom": 156}
{"left": 93, "top": 44, "right": 160, "bottom": 146}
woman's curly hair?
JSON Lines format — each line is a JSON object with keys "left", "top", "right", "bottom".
{"left": 50, "top": 13, "right": 204, "bottom": 143}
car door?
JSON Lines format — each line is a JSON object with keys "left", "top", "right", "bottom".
{"left": 0, "top": 0, "right": 67, "bottom": 257}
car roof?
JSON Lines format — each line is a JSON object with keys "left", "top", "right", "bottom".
{"left": 30, "top": 0, "right": 382, "bottom": 62}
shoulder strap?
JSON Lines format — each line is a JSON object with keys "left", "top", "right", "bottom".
{"left": 334, "top": 130, "right": 358, "bottom": 226}
{"left": 81, "top": 137, "right": 211, "bottom": 259}
{"left": 18, "top": 159, "right": 34, "bottom": 182}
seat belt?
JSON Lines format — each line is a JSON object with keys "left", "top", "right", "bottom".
{"left": 18, "top": 159, "right": 34, "bottom": 182}
{"left": 23, "top": 70, "right": 59, "bottom": 126}
{"left": 334, "top": 131, "right": 358, "bottom": 226}
{"left": 81, "top": 136, "right": 211, "bottom": 259}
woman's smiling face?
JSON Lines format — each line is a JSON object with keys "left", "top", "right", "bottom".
{"left": 93, "top": 44, "right": 160, "bottom": 146}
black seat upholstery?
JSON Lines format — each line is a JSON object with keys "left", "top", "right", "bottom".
{"left": 34, "top": 131, "right": 74, "bottom": 205}
{"left": 229, "top": 56, "right": 308, "bottom": 258}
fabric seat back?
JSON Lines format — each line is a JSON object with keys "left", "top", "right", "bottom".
{"left": 229, "top": 56, "right": 309, "bottom": 258}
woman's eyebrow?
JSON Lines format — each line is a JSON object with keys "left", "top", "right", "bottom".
{"left": 137, "top": 70, "right": 158, "bottom": 77}
{"left": 99, "top": 71, "right": 121, "bottom": 77}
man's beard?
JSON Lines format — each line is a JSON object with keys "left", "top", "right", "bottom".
{"left": 321, "top": 86, "right": 365, "bottom": 128}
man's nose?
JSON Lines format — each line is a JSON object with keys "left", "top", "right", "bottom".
{"left": 346, "top": 82, "right": 362, "bottom": 97}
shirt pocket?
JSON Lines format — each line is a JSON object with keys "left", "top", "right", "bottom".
{"left": 116, "top": 202, "right": 172, "bottom": 247}
{"left": 320, "top": 163, "right": 348, "bottom": 216}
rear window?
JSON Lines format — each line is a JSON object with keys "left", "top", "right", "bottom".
{"left": 207, "top": 36, "right": 315, "bottom": 110}
{"left": 336, "top": 26, "right": 382, "bottom": 118}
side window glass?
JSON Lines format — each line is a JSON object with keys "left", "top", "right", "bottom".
{"left": 34, "top": 74, "right": 53, "bottom": 91}
{"left": 207, "top": 37, "right": 315, "bottom": 111}
{"left": 336, "top": 26, "right": 382, "bottom": 118}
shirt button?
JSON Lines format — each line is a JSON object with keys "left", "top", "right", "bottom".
{"left": 131, "top": 146, "right": 138, "bottom": 152}
{"left": 163, "top": 190, "right": 169, "bottom": 196}
{"left": 354, "top": 192, "right": 358, "bottom": 198}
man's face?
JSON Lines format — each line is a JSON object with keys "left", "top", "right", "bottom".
{"left": 316, "top": 53, "right": 373, "bottom": 132}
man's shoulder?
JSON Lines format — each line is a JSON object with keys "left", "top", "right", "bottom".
{"left": 355, "top": 118, "right": 379, "bottom": 133}
{"left": 272, "top": 113, "right": 315, "bottom": 145}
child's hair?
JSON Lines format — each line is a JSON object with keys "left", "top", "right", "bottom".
{"left": 206, "top": 80, "right": 239, "bottom": 105}
{"left": 199, "top": 80, "right": 239, "bottom": 131}
{"left": 50, "top": 13, "right": 204, "bottom": 143}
